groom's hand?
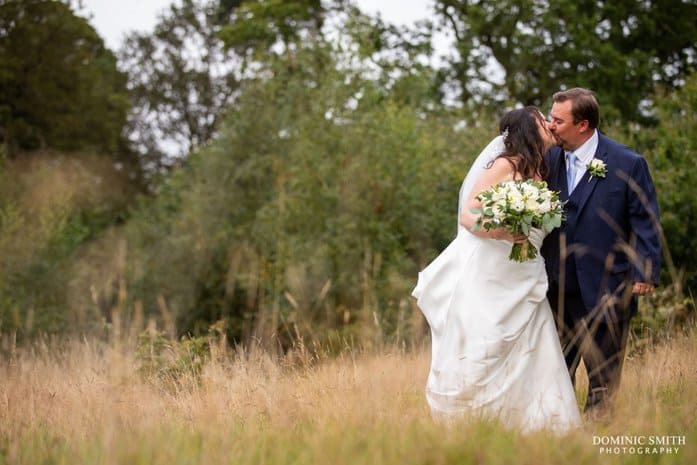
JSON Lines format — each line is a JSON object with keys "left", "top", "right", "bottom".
{"left": 632, "top": 282, "right": 655, "bottom": 296}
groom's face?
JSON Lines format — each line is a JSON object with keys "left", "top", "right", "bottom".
{"left": 549, "top": 100, "right": 588, "bottom": 151}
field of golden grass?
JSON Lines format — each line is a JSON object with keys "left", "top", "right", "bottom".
{"left": 1, "top": 328, "right": 695, "bottom": 465}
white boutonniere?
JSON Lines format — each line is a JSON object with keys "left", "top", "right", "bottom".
{"left": 586, "top": 159, "right": 607, "bottom": 181}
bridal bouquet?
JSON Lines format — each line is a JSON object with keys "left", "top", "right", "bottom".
{"left": 471, "top": 180, "right": 564, "bottom": 262}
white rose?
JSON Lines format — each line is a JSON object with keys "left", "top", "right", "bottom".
{"left": 492, "top": 189, "right": 507, "bottom": 203}
{"left": 493, "top": 205, "right": 506, "bottom": 221}
{"left": 538, "top": 199, "right": 552, "bottom": 213}
{"left": 492, "top": 198, "right": 508, "bottom": 212}
{"left": 507, "top": 189, "right": 522, "bottom": 202}
{"left": 511, "top": 198, "right": 525, "bottom": 212}
{"left": 525, "top": 197, "right": 539, "bottom": 211}
{"left": 521, "top": 182, "right": 537, "bottom": 196}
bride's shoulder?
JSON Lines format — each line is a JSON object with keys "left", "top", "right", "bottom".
{"left": 487, "top": 156, "right": 516, "bottom": 177}
{"left": 472, "top": 156, "right": 515, "bottom": 188}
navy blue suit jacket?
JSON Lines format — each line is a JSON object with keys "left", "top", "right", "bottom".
{"left": 541, "top": 132, "right": 661, "bottom": 312}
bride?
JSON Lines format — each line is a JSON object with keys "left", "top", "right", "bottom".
{"left": 412, "top": 107, "right": 581, "bottom": 432}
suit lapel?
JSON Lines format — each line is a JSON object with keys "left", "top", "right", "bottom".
{"left": 549, "top": 147, "right": 569, "bottom": 200}
{"left": 573, "top": 137, "right": 609, "bottom": 217}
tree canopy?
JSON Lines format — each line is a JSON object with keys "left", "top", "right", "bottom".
{"left": 0, "top": 0, "right": 131, "bottom": 157}
{"left": 217, "top": 0, "right": 325, "bottom": 58}
{"left": 119, "top": 0, "right": 240, "bottom": 172}
{"left": 1, "top": 0, "right": 695, "bottom": 342}
{"left": 434, "top": 0, "right": 697, "bottom": 121}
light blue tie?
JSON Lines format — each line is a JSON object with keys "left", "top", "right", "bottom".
{"left": 566, "top": 151, "right": 577, "bottom": 191}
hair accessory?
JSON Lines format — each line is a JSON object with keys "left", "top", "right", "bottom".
{"left": 502, "top": 127, "right": 509, "bottom": 140}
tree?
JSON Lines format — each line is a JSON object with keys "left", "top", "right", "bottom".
{"left": 340, "top": 5, "right": 442, "bottom": 110}
{"left": 115, "top": 31, "right": 494, "bottom": 348}
{"left": 622, "top": 73, "right": 697, "bottom": 292}
{"left": 119, "top": 0, "right": 240, "bottom": 172}
{"left": 217, "top": 0, "right": 325, "bottom": 60}
{"left": 434, "top": 0, "right": 697, "bottom": 121}
{"left": 0, "top": 0, "right": 131, "bottom": 157}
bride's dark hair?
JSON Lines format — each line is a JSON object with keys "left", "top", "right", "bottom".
{"left": 494, "top": 106, "right": 548, "bottom": 180}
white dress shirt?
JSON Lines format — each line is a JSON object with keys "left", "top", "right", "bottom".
{"left": 566, "top": 129, "right": 599, "bottom": 191}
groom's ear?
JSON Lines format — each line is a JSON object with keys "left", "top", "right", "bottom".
{"left": 577, "top": 119, "right": 591, "bottom": 133}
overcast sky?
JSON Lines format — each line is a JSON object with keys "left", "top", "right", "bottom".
{"left": 77, "top": 0, "right": 440, "bottom": 51}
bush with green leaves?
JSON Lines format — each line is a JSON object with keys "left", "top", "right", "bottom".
{"left": 136, "top": 329, "right": 211, "bottom": 391}
{"left": 0, "top": 155, "right": 134, "bottom": 337}
{"left": 615, "top": 73, "right": 697, "bottom": 294}
{"left": 120, "top": 42, "right": 493, "bottom": 349}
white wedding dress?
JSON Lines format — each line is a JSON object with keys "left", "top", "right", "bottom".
{"left": 412, "top": 136, "right": 581, "bottom": 432}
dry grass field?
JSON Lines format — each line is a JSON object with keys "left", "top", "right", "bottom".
{"left": 1, "top": 327, "right": 695, "bottom": 465}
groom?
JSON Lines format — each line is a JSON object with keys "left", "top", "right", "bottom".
{"left": 541, "top": 88, "right": 661, "bottom": 412}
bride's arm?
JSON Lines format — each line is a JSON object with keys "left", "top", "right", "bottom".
{"left": 459, "top": 158, "right": 521, "bottom": 242}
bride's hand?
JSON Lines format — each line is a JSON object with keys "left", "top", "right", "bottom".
{"left": 490, "top": 228, "right": 527, "bottom": 243}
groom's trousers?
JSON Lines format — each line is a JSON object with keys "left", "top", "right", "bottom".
{"left": 548, "top": 281, "right": 634, "bottom": 411}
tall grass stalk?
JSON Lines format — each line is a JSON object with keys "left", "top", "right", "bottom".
{"left": 1, "top": 327, "right": 695, "bottom": 464}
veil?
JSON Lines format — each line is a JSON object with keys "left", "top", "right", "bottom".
{"left": 456, "top": 135, "right": 506, "bottom": 229}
